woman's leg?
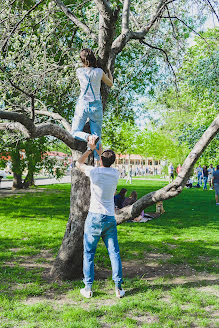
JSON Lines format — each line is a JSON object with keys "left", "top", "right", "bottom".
{"left": 72, "top": 100, "right": 90, "bottom": 142}
{"left": 89, "top": 101, "right": 103, "bottom": 160}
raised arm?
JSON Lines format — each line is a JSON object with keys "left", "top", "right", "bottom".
{"left": 102, "top": 70, "right": 113, "bottom": 87}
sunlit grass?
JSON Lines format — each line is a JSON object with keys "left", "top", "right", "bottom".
{"left": 0, "top": 180, "right": 218, "bottom": 327}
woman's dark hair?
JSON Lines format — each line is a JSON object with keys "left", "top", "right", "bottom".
{"left": 80, "top": 48, "right": 97, "bottom": 67}
{"left": 101, "top": 150, "right": 116, "bottom": 167}
{"left": 118, "top": 188, "right": 127, "bottom": 199}
{"left": 130, "top": 191, "right": 137, "bottom": 202}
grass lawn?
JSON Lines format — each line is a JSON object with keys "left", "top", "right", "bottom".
{"left": 0, "top": 180, "right": 218, "bottom": 328}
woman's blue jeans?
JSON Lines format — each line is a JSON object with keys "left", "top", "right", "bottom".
{"left": 72, "top": 98, "right": 103, "bottom": 160}
{"left": 203, "top": 176, "right": 208, "bottom": 190}
{"left": 83, "top": 212, "right": 123, "bottom": 289}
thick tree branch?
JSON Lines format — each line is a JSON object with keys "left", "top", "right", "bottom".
{"left": 94, "top": 0, "right": 113, "bottom": 18}
{"left": 115, "top": 114, "right": 219, "bottom": 224}
{"left": 130, "top": 0, "right": 176, "bottom": 40}
{"left": 54, "top": 0, "right": 98, "bottom": 42}
{"left": 122, "top": 0, "right": 131, "bottom": 33}
{"left": 0, "top": 122, "right": 31, "bottom": 138}
{"left": 0, "top": 110, "right": 80, "bottom": 150}
{"left": 1, "top": 0, "right": 45, "bottom": 52}
{"left": 35, "top": 109, "right": 71, "bottom": 132}
{"left": 111, "top": 0, "right": 176, "bottom": 57}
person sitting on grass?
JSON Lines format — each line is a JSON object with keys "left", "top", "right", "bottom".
{"left": 123, "top": 191, "right": 145, "bottom": 222}
{"left": 212, "top": 164, "right": 219, "bottom": 206}
{"left": 186, "top": 177, "right": 193, "bottom": 189}
{"left": 114, "top": 188, "right": 127, "bottom": 209}
{"left": 123, "top": 190, "right": 138, "bottom": 207}
{"left": 76, "top": 138, "right": 125, "bottom": 299}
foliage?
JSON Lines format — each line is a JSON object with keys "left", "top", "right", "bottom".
{"left": 0, "top": 133, "right": 67, "bottom": 184}
{"left": 153, "top": 28, "right": 219, "bottom": 166}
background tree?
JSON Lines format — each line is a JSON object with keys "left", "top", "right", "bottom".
{"left": 153, "top": 28, "right": 219, "bottom": 166}
{"left": 0, "top": 0, "right": 218, "bottom": 280}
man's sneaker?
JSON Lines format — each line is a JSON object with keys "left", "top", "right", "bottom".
{"left": 80, "top": 288, "right": 93, "bottom": 298}
{"left": 216, "top": 203, "right": 219, "bottom": 206}
{"left": 116, "top": 288, "right": 125, "bottom": 298}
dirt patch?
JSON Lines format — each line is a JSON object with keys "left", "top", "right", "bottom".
{"left": 132, "top": 314, "right": 158, "bottom": 325}
{"left": 196, "top": 286, "right": 219, "bottom": 297}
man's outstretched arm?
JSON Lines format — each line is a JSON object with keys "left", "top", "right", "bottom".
{"left": 76, "top": 139, "right": 97, "bottom": 172}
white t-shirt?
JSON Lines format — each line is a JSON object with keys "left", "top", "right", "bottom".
{"left": 84, "top": 166, "right": 119, "bottom": 216}
{"left": 76, "top": 67, "right": 103, "bottom": 102}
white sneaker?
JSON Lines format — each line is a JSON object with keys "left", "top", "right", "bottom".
{"left": 80, "top": 288, "right": 93, "bottom": 298}
{"left": 116, "top": 288, "right": 125, "bottom": 298}
{"left": 216, "top": 203, "right": 219, "bottom": 206}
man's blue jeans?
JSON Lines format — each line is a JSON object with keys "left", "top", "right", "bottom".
{"left": 72, "top": 98, "right": 103, "bottom": 160}
{"left": 83, "top": 212, "right": 123, "bottom": 289}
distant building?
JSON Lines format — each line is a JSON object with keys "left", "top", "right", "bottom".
{"left": 113, "top": 154, "right": 162, "bottom": 175}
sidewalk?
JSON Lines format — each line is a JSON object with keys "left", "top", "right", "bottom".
{"left": 0, "top": 175, "right": 71, "bottom": 189}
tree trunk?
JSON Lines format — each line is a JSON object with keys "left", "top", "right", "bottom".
{"left": 12, "top": 172, "right": 23, "bottom": 189}
{"left": 23, "top": 171, "right": 34, "bottom": 188}
{"left": 51, "top": 130, "right": 92, "bottom": 280}
{"left": 50, "top": 167, "right": 90, "bottom": 280}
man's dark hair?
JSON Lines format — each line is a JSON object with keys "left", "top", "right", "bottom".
{"left": 217, "top": 165, "right": 219, "bottom": 170}
{"left": 101, "top": 150, "right": 116, "bottom": 167}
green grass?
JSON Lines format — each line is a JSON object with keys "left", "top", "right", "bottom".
{"left": 0, "top": 180, "right": 218, "bottom": 327}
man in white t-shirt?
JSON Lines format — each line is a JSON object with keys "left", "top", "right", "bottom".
{"left": 76, "top": 138, "right": 124, "bottom": 299}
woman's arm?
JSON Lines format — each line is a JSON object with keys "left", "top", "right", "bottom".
{"left": 102, "top": 70, "right": 113, "bottom": 87}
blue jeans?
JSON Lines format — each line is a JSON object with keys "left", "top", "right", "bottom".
{"left": 83, "top": 212, "right": 123, "bottom": 289}
{"left": 198, "top": 174, "right": 202, "bottom": 185}
{"left": 72, "top": 98, "right": 103, "bottom": 160}
{"left": 203, "top": 176, "right": 208, "bottom": 190}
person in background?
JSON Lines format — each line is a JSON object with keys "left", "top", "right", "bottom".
{"left": 176, "top": 164, "right": 182, "bottom": 175}
{"left": 123, "top": 190, "right": 138, "bottom": 207}
{"left": 168, "top": 163, "right": 174, "bottom": 182}
{"left": 186, "top": 177, "right": 193, "bottom": 188}
{"left": 114, "top": 188, "right": 127, "bottom": 209}
{"left": 202, "top": 165, "right": 208, "bottom": 190}
{"left": 212, "top": 165, "right": 219, "bottom": 206}
{"left": 123, "top": 191, "right": 145, "bottom": 221}
{"left": 208, "top": 164, "right": 215, "bottom": 190}
{"left": 196, "top": 164, "right": 203, "bottom": 186}
{"left": 126, "top": 165, "right": 133, "bottom": 184}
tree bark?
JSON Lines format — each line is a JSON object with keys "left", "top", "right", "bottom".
{"left": 23, "top": 171, "right": 34, "bottom": 188}
{"left": 50, "top": 168, "right": 90, "bottom": 280}
{"left": 12, "top": 172, "right": 23, "bottom": 189}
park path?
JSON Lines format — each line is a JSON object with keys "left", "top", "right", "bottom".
{"left": 0, "top": 175, "right": 168, "bottom": 190}
{"left": 0, "top": 175, "right": 71, "bottom": 189}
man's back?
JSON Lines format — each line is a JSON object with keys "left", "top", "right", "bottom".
{"left": 85, "top": 166, "right": 119, "bottom": 216}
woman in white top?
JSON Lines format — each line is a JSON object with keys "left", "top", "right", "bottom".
{"left": 72, "top": 48, "right": 113, "bottom": 160}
